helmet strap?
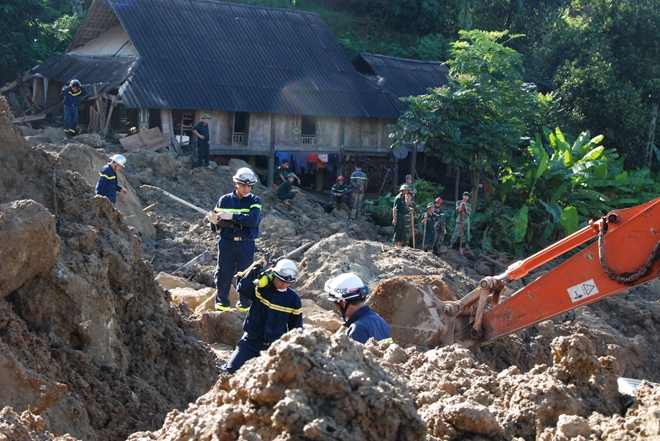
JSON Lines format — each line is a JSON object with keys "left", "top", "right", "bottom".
{"left": 338, "top": 301, "right": 349, "bottom": 322}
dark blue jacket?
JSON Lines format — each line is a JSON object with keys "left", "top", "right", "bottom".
{"left": 95, "top": 163, "right": 123, "bottom": 204}
{"left": 331, "top": 182, "right": 351, "bottom": 197}
{"left": 350, "top": 170, "right": 368, "bottom": 193}
{"left": 345, "top": 305, "right": 392, "bottom": 344}
{"left": 61, "top": 85, "right": 86, "bottom": 107}
{"left": 237, "top": 272, "right": 303, "bottom": 344}
{"left": 192, "top": 121, "right": 210, "bottom": 145}
{"left": 213, "top": 191, "right": 262, "bottom": 239}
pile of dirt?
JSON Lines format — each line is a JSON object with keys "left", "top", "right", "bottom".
{"left": 0, "top": 97, "right": 220, "bottom": 440}
{"left": 2, "top": 91, "right": 660, "bottom": 441}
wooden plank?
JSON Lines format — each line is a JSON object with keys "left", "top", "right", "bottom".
{"left": 119, "top": 131, "right": 145, "bottom": 150}
{"left": 119, "top": 127, "right": 168, "bottom": 151}
{"left": 140, "top": 127, "right": 168, "bottom": 151}
{"left": 12, "top": 114, "right": 47, "bottom": 124}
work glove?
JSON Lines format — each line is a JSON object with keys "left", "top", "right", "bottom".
{"left": 207, "top": 212, "right": 219, "bottom": 224}
{"left": 217, "top": 210, "right": 233, "bottom": 220}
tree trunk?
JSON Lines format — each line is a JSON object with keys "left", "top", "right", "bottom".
{"left": 470, "top": 167, "right": 481, "bottom": 215}
{"left": 646, "top": 100, "right": 659, "bottom": 170}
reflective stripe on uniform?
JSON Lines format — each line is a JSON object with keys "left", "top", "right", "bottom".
{"left": 99, "top": 173, "right": 116, "bottom": 180}
{"left": 255, "top": 288, "right": 302, "bottom": 315}
{"left": 218, "top": 204, "right": 262, "bottom": 213}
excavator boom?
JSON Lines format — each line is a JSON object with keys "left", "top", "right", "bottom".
{"left": 451, "top": 196, "right": 660, "bottom": 349}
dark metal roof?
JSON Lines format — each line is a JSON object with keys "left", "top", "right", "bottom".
{"left": 34, "top": 53, "right": 138, "bottom": 95}
{"left": 353, "top": 53, "right": 449, "bottom": 99}
{"left": 107, "top": 0, "right": 403, "bottom": 117}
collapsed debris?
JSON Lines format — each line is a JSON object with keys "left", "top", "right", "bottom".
{"left": 1, "top": 94, "right": 659, "bottom": 440}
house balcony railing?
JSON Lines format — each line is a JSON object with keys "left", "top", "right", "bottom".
{"left": 232, "top": 132, "right": 246, "bottom": 146}
{"left": 301, "top": 136, "right": 316, "bottom": 146}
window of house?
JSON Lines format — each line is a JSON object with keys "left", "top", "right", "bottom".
{"left": 233, "top": 112, "right": 249, "bottom": 146}
{"left": 301, "top": 115, "right": 316, "bottom": 146}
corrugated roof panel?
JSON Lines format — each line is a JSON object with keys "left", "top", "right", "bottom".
{"left": 55, "top": 0, "right": 405, "bottom": 117}
{"left": 354, "top": 53, "right": 449, "bottom": 99}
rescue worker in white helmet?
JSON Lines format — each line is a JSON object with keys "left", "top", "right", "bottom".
{"left": 222, "top": 259, "right": 303, "bottom": 374}
{"left": 325, "top": 273, "right": 392, "bottom": 344}
{"left": 95, "top": 154, "right": 127, "bottom": 204}
{"left": 207, "top": 167, "right": 262, "bottom": 311}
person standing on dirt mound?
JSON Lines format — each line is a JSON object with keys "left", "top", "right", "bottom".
{"left": 95, "top": 154, "right": 127, "bottom": 204}
{"left": 349, "top": 162, "right": 368, "bottom": 219}
{"left": 192, "top": 113, "right": 211, "bottom": 168}
{"left": 223, "top": 259, "right": 303, "bottom": 374}
{"left": 207, "top": 167, "right": 262, "bottom": 311}
{"left": 449, "top": 191, "right": 472, "bottom": 250}
{"left": 421, "top": 202, "right": 440, "bottom": 252}
{"left": 61, "top": 79, "right": 86, "bottom": 137}
{"left": 404, "top": 174, "right": 417, "bottom": 199}
{"left": 433, "top": 197, "right": 447, "bottom": 253}
{"left": 325, "top": 273, "right": 392, "bottom": 344}
{"left": 392, "top": 185, "right": 409, "bottom": 247}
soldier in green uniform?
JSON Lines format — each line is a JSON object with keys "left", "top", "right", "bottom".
{"left": 392, "top": 185, "right": 410, "bottom": 247}
{"left": 403, "top": 190, "right": 422, "bottom": 248}
{"left": 421, "top": 202, "right": 440, "bottom": 252}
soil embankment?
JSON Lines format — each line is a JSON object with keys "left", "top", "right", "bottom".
{"left": 1, "top": 95, "right": 659, "bottom": 440}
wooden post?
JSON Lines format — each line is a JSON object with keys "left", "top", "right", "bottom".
{"left": 93, "top": 84, "right": 106, "bottom": 134}
{"left": 267, "top": 114, "right": 275, "bottom": 187}
{"left": 410, "top": 142, "right": 417, "bottom": 179}
{"left": 646, "top": 99, "right": 659, "bottom": 169}
{"left": 393, "top": 158, "right": 399, "bottom": 194}
{"left": 102, "top": 95, "right": 117, "bottom": 140}
{"left": 315, "top": 168, "right": 324, "bottom": 192}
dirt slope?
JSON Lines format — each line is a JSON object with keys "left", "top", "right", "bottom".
{"left": 0, "top": 97, "right": 220, "bottom": 440}
{"left": 1, "top": 94, "right": 659, "bottom": 440}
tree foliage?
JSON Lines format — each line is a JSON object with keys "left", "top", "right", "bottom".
{"left": 0, "top": 0, "right": 82, "bottom": 86}
{"left": 481, "top": 127, "right": 660, "bottom": 256}
{"left": 391, "top": 30, "right": 545, "bottom": 205}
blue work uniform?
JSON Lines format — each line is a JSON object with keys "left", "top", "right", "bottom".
{"left": 61, "top": 85, "right": 86, "bottom": 134}
{"left": 344, "top": 305, "right": 392, "bottom": 344}
{"left": 95, "top": 163, "right": 124, "bottom": 204}
{"left": 212, "top": 190, "right": 262, "bottom": 309}
{"left": 223, "top": 271, "right": 303, "bottom": 374}
{"left": 434, "top": 205, "right": 446, "bottom": 247}
{"left": 330, "top": 182, "right": 351, "bottom": 207}
{"left": 192, "top": 120, "right": 210, "bottom": 167}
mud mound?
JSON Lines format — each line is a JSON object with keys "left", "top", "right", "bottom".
{"left": 126, "top": 327, "right": 426, "bottom": 441}
{"left": 0, "top": 96, "right": 220, "bottom": 440}
{"left": 5, "top": 89, "right": 660, "bottom": 441}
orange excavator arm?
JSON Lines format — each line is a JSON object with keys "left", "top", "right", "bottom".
{"left": 444, "top": 197, "right": 660, "bottom": 349}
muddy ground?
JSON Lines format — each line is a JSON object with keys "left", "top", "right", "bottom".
{"left": 1, "top": 95, "right": 659, "bottom": 440}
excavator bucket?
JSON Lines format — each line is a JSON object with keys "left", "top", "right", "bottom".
{"left": 368, "top": 276, "right": 466, "bottom": 347}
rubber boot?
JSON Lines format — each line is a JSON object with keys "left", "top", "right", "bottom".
{"left": 350, "top": 208, "right": 357, "bottom": 220}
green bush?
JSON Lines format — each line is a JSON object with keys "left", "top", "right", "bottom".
{"left": 365, "top": 193, "right": 394, "bottom": 227}
{"left": 413, "top": 179, "right": 444, "bottom": 209}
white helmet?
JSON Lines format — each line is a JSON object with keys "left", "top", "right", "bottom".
{"left": 272, "top": 259, "right": 299, "bottom": 283}
{"left": 325, "top": 273, "right": 368, "bottom": 303}
{"left": 233, "top": 167, "right": 258, "bottom": 186}
{"left": 111, "top": 154, "right": 126, "bottom": 166}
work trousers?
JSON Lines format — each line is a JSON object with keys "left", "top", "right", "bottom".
{"left": 63, "top": 105, "right": 78, "bottom": 133}
{"left": 214, "top": 238, "right": 255, "bottom": 308}
{"left": 197, "top": 140, "right": 209, "bottom": 167}
{"left": 222, "top": 335, "right": 269, "bottom": 374}
{"left": 450, "top": 217, "right": 470, "bottom": 245}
